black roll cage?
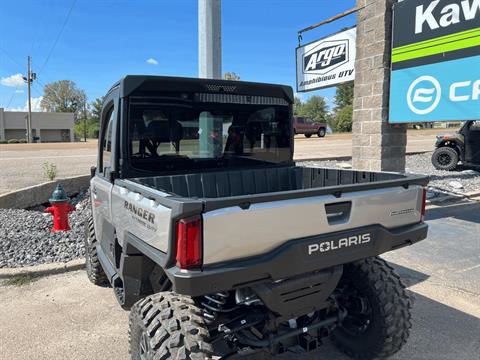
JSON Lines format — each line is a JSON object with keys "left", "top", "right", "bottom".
{"left": 97, "top": 75, "right": 295, "bottom": 181}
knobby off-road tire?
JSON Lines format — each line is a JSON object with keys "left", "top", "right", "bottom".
{"left": 331, "top": 257, "right": 412, "bottom": 360}
{"left": 431, "top": 147, "right": 459, "bottom": 171}
{"left": 129, "top": 292, "right": 214, "bottom": 360}
{"left": 84, "top": 217, "right": 109, "bottom": 286}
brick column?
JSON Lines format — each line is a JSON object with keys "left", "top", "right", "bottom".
{"left": 352, "top": 0, "right": 407, "bottom": 172}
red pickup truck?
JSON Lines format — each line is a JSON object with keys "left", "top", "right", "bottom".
{"left": 293, "top": 116, "right": 327, "bottom": 138}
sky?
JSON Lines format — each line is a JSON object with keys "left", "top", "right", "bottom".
{"left": 0, "top": 0, "right": 356, "bottom": 112}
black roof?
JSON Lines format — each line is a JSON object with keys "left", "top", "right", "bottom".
{"left": 105, "top": 75, "right": 293, "bottom": 103}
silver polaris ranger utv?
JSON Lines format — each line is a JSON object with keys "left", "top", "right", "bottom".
{"left": 86, "top": 75, "right": 429, "bottom": 359}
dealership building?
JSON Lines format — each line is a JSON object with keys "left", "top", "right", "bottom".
{"left": 0, "top": 108, "right": 74, "bottom": 142}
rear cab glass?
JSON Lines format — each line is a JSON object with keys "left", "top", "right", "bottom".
{"left": 127, "top": 94, "right": 292, "bottom": 172}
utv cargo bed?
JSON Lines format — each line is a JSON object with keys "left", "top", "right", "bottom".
{"left": 129, "top": 165, "right": 428, "bottom": 210}
{"left": 113, "top": 165, "right": 428, "bottom": 265}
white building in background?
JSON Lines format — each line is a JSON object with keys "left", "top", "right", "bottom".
{"left": 0, "top": 108, "right": 74, "bottom": 142}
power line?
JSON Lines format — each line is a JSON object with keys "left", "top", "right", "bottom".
{"left": 35, "top": 77, "right": 47, "bottom": 90}
{"left": 32, "top": 83, "right": 43, "bottom": 97}
{"left": 5, "top": 89, "right": 18, "bottom": 109}
{"left": 0, "top": 46, "right": 22, "bottom": 68}
{"left": 0, "top": 47, "right": 23, "bottom": 77}
{"left": 30, "top": 57, "right": 49, "bottom": 89}
{"left": 37, "top": 0, "right": 77, "bottom": 75}
{"left": 0, "top": 48, "right": 23, "bottom": 109}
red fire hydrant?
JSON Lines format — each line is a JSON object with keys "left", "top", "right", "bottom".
{"left": 44, "top": 184, "right": 76, "bottom": 232}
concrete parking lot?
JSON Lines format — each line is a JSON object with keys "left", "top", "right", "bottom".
{"left": 0, "top": 130, "right": 438, "bottom": 194}
{"left": 0, "top": 141, "right": 97, "bottom": 195}
{"left": 0, "top": 202, "right": 478, "bottom": 360}
{"left": 292, "top": 129, "right": 438, "bottom": 161}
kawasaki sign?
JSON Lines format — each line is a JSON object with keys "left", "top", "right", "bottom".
{"left": 296, "top": 27, "right": 356, "bottom": 92}
{"left": 389, "top": 0, "right": 480, "bottom": 123}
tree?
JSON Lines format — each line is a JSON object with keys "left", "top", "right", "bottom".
{"left": 40, "top": 80, "right": 87, "bottom": 119}
{"left": 87, "top": 117, "right": 100, "bottom": 138}
{"left": 223, "top": 72, "right": 240, "bottom": 80}
{"left": 331, "top": 81, "right": 354, "bottom": 132}
{"left": 334, "top": 81, "right": 354, "bottom": 111}
{"left": 90, "top": 96, "right": 104, "bottom": 121}
{"left": 74, "top": 121, "right": 88, "bottom": 139}
{"left": 335, "top": 104, "right": 353, "bottom": 132}
{"left": 324, "top": 112, "right": 336, "bottom": 132}
{"left": 82, "top": 96, "right": 103, "bottom": 139}
{"left": 74, "top": 117, "right": 100, "bottom": 139}
{"left": 301, "top": 95, "right": 328, "bottom": 123}
{"left": 293, "top": 96, "right": 304, "bottom": 116}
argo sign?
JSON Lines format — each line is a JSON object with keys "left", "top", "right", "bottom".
{"left": 389, "top": 0, "right": 480, "bottom": 123}
{"left": 303, "top": 41, "right": 349, "bottom": 73}
{"left": 296, "top": 27, "right": 356, "bottom": 92}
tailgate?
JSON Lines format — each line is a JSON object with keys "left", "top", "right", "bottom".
{"left": 202, "top": 185, "right": 424, "bottom": 264}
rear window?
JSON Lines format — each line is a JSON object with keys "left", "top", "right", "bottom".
{"left": 127, "top": 97, "right": 291, "bottom": 172}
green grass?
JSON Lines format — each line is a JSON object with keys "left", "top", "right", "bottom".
{"left": 2, "top": 274, "right": 39, "bottom": 286}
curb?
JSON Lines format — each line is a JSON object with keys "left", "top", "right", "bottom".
{"left": 0, "top": 258, "right": 85, "bottom": 279}
{"left": 464, "top": 190, "right": 480, "bottom": 198}
{"left": 295, "top": 150, "right": 431, "bottom": 163}
{"left": 426, "top": 190, "right": 480, "bottom": 208}
{"left": 0, "top": 174, "right": 90, "bottom": 209}
{"left": 405, "top": 150, "right": 433, "bottom": 155}
{"left": 296, "top": 156, "right": 352, "bottom": 162}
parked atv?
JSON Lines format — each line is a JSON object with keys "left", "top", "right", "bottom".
{"left": 431, "top": 121, "right": 480, "bottom": 171}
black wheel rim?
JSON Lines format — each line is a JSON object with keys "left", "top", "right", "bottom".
{"left": 336, "top": 281, "right": 373, "bottom": 336}
{"left": 438, "top": 153, "right": 452, "bottom": 166}
{"left": 139, "top": 331, "right": 150, "bottom": 360}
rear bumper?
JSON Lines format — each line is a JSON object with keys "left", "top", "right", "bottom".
{"left": 166, "top": 222, "right": 428, "bottom": 296}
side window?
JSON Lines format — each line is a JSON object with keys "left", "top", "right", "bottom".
{"left": 297, "top": 117, "right": 304, "bottom": 124}
{"left": 101, "top": 107, "right": 115, "bottom": 173}
{"left": 470, "top": 121, "right": 480, "bottom": 130}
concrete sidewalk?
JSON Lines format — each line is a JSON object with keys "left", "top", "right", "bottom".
{"left": 0, "top": 271, "right": 128, "bottom": 359}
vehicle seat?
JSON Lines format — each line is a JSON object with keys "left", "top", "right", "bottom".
{"left": 146, "top": 120, "right": 183, "bottom": 155}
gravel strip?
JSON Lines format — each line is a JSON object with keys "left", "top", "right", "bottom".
{"left": 302, "top": 152, "right": 480, "bottom": 194}
{"left": 0, "top": 190, "right": 90, "bottom": 268}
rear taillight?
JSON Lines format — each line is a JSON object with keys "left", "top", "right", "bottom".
{"left": 176, "top": 216, "right": 202, "bottom": 269}
{"left": 421, "top": 188, "right": 427, "bottom": 222}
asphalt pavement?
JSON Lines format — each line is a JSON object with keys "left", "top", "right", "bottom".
{"left": 0, "top": 202, "right": 478, "bottom": 360}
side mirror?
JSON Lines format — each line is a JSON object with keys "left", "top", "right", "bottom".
{"left": 90, "top": 166, "right": 97, "bottom": 179}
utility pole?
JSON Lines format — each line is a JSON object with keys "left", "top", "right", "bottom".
{"left": 83, "top": 101, "right": 87, "bottom": 142}
{"left": 198, "top": 0, "right": 221, "bottom": 79}
{"left": 198, "top": 0, "right": 222, "bottom": 157}
{"left": 23, "top": 56, "right": 35, "bottom": 143}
